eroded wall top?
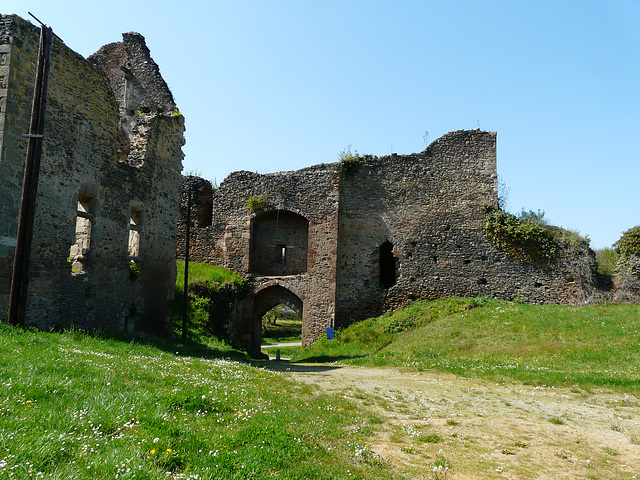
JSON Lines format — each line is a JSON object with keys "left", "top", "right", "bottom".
{"left": 89, "top": 32, "right": 175, "bottom": 114}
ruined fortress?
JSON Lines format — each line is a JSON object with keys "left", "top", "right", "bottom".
{"left": 0, "top": 15, "right": 184, "bottom": 333}
{"left": 1, "top": 14, "right": 608, "bottom": 350}
{"left": 177, "top": 130, "right": 596, "bottom": 354}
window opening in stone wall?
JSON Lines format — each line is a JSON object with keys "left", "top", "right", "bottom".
{"left": 275, "top": 244, "right": 287, "bottom": 264}
{"left": 128, "top": 208, "right": 142, "bottom": 259}
{"left": 380, "top": 241, "right": 397, "bottom": 289}
{"left": 70, "top": 195, "right": 95, "bottom": 275}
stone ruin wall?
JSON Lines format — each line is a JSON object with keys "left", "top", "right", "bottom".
{"left": 0, "top": 14, "right": 184, "bottom": 333}
{"left": 177, "top": 129, "right": 598, "bottom": 349}
{"left": 178, "top": 164, "right": 340, "bottom": 349}
{"left": 336, "top": 130, "right": 596, "bottom": 326}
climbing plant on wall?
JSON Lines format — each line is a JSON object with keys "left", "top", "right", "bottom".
{"left": 483, "top": 204, "right": 558, "bottom": 267}
{"left": 614, "top": 226, "right": 640, "bottom": 257}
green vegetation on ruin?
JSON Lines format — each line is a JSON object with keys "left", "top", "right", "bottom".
{"left": 291, "top": 297, "right": 640, "bottom": 393}
{"left": 614, "top": 225, "right": 640, "bottom": 257}
{"left": 246, "top": 194, "right": 267, "bottom": 212}
{"left": 339, "top": 145, "right": 373, "bottom": 175}
{"left": 483, "top": 205, "right": 559, "bottom": 266}
{"left": 173, "top": 261, "right": 248, "bottom": 343}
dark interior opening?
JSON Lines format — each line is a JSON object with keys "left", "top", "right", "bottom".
{"left": 249, "top": 210, "right": 309, "bottom": 276}
{"left": 379, "top": 241, "right": 396, "bottom": 289}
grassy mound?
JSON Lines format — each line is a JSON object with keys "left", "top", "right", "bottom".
{"left": 292, "top": 298, "right": 640, "bottom": 392}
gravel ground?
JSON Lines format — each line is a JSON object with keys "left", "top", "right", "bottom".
{"left": 280, "top": 364, "right": 640, "bottom": 479}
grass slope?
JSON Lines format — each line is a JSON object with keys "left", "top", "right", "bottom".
{"left": 293, "top": 298, "right": 640, "bottom": 392}
{"left": 175, "top": 260, "right": 244, "bottom": 289}
{"left": 0, "top": 326, "right": 397, "bottom": 479}
{"left": 173, "top": 261, "right": 247, "bottom": 343}
{"left": 262, "top": 318, "right": 303, "bottom": 344}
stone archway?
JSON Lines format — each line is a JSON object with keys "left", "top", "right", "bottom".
{"left": 245, "top": 282, "right": 305, "bottom": 355}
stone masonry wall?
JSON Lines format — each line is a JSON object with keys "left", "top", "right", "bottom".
{"left": 336, "top": 130, "right": 596, "bottom": 326}
{"left": 178, "top": 129, "right": 598, "bottom": 348}
{"left": 178, "top": 165, "right": 340, "bottom": 352}
{"left": 0, "top": 15, "right": 184, "bottom": 333}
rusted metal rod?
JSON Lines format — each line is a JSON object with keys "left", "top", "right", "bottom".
{"left": 181, "top": 184, "right": 192, "bottom": 340}
{"left": 7, "top": 24, "right": 53, "bottom": 326}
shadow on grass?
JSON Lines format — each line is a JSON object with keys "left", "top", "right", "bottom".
{"left": 78, "top": 328, "right": 253, "bottom": 362}
{"left": 290, "top": 354, "right": 369, "bottom": 364}
{"left": 252, "top": 358, "right": 344, "bottom": 373}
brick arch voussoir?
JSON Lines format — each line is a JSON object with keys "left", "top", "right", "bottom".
{"left": 249, "top": 207, "right": 315, "bottom": 224}
{"left": 251, "top": 280, "right": 305, "bottom": 320}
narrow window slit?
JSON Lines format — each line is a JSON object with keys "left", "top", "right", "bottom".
{"left": 128, "top": 208, "right": 142, "bottom": 259}
{"left": 70, "top": 194, "right": 95, "bottom": 275}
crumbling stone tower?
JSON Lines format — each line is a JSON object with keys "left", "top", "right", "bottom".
{"left": 0, "top": 14, "right": 184, "bottom": 333}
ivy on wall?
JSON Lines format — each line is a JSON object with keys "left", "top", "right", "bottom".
{"left": 614, "top": 226, "right": 640, "bottom": 257}
{"left": 483, "top": 204, "right": 558, "bottom": 267}
{"left": 613, "top": 226, "right": 640, "bottom": 283}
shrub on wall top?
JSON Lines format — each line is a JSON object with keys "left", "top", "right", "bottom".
{"left": 246, "top": 195, "right": 267, "bottom": 212}
{"left": 614, "top": 226, "right": 640, "bottom": 257}
{"left": 339, "top": 145, "right": 372, "bottom": 176}
{"left": 483, "top": 204, "right": 558, "bottom": 267}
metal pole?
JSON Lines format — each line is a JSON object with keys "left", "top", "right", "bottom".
{"left": 181, "top": 184, "right": 191, "bottom": 340}
{"left": 7, "top": 24, "right": 53, "bottom": 326}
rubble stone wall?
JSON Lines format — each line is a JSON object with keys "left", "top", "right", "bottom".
{"left": 178, "top": 165, "right": 340, "bottom": 351}
{"left": 178, "top": 130, "right": 598, "bottom": 349}
{"left": 336, "top": 130, "right": 596, "bottom": 325}
{"left": 0, "top": 14, "right": 184, "bottom": 333}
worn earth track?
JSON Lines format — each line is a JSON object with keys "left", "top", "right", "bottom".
{"left": 280, "top": 364, "right": 640, "bottom": 479}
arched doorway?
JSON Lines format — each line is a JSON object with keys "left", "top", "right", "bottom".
{"left": 250, "top": 284, "right": 304, "bottom": 353}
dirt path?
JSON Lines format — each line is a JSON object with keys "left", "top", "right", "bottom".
{"left": 281, "top": 364, "right": 640, "bottom": 479}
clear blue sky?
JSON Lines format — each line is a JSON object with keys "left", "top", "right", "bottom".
{"left": 5, "top": 1, "right": 639, "bottom": 248}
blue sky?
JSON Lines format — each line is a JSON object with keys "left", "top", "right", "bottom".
{"left": 5, "top": 1, "right": 639, "bottom": 248}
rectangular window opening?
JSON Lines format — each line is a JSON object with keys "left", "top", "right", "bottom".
{"left": 128, "top": 208, "right": 142, "bottom": 259}
{"left": 275, "top": 244, "right": 287, "bottom": 264}
{"left": 70, "top": 195, "right": 94, "bottom": 275}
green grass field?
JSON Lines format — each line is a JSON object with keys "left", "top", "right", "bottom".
{"left": 262, "top": 318, "right": 303, "bottom": 344}
{"left": 3, "top": 289, "right": 640, "bottom": 478}
{"left": 292, "top": 298, "right": 640, "bottom": 392}
{"left": 0, "top": 325, "right": 397, "bottom": 480}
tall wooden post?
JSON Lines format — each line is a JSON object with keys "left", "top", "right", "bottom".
{"left": 7, "top": 24, "right": 53, "bottom": 326}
